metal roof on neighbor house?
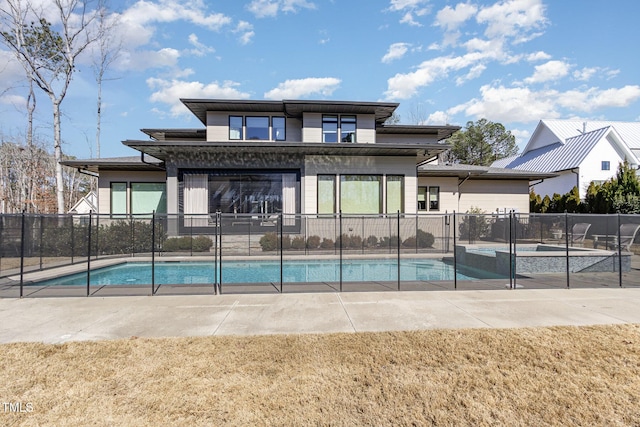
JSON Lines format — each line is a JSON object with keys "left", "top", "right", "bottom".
{"left": 492, "top": 126, "right": 611, "bottom": 172}
{"left": 540, "top": 120, "right": 640, "bottom": 149}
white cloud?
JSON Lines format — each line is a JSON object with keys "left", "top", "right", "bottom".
{"left": 448, "top": 85, "right": 560, "bottom": 123}
{"left": 187, "top": 34, "right": 215, "bottom": 56}
{"left": 456, "top": 64, "right": 487, "bottom": 85}
{"left": 264, "top": 77, "right": 341, "bottom": 99}
{"left": 523, "top": 60, "right": 570, "bottom": 84}
{"left": 234, "top": 21, "right": 255, "bottom": 45}
{"left": 147, "top": 78, "right": 250, "bottom": 115}
{"left": 558, "top": 85, "right": 640, "bottom": 112}
{"left": 382, "top": 43, "right": 411, "bottom": 63}
{"left": 247, "top": 0, "right": 316, "bottom": 18}
{"left": 510, "top": 128, "right": 531, "bottom": 148}
{"left": 119, "top": 48, "right": 182, "bottom": 71}
{"left": 526, "top": 51, "right": 551, "bottom": 62}
{"left": 388, "top": 0, "right": 430, "bottom": 26}
{"left": 385, "top": 50, "right": 500, "bottom": 99}
{"left": 425, "top": 110, "right": 451, "bottom": 125}
{"left": 447, "top": 84, "right": 640, "bottom": 124}
{"left": 476, "top": 0, "right": 547, "bottom": 40}
{"left": 435, "top": 3, "right": 478, "bottom": 32}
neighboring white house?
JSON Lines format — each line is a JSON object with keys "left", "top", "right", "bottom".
{"left": 68, "top": 191, "right": 97, "bottom": 214}
{"left": 492, "top": 120, "right": 640, "bottom": 198}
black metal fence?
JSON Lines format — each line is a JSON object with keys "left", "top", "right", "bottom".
{"left": 1, "top": 212, "right": 638, "bottom": 297}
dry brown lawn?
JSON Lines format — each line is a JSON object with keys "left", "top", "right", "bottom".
{"left": 1, "top": 325, "right": 640, "bottom": 426}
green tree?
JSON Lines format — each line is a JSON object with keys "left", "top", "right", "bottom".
{"left": 446, "top": 119, "right": 518, "bottom": 166}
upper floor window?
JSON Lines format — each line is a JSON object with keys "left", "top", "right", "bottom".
{"left": 601, "top": 161, "right": 610, "bottom": 171}
{"left": 341, "top": 116, "right": 356, "bottom": 142}
{"left": 246, "top": 116, "right": 269, "bottom": 140}
{"left": 272, "top": 117, "right": 286, "bottom": 141}
{"left": 322, "top": 115, "right": 338, "bottom": 142}
{"left": 229, "top": 115, "right": 285, "bottom": 141}
{"left": 323, "top": 115, "right": 357, "bottom": 143}
{"left": 229, "top": 116, "right": 243, "bottom": 140}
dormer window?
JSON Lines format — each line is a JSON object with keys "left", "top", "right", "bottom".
{"left": 228, "top": 115, "right": 286, "bottom": 141}
{"left": 322, "top": 114, "right": 357, "bottom": 143}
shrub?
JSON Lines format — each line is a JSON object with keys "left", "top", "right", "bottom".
{"left": 163, "top": 236, "right": 213, "bottom": 252}
{"left": 379, "top": 235, "right": 401, "bottom": 248}
{"left": 306, "top": 235, "right": 321, "bottom": 249}
{"left": 403, "top": 236, "right": 417, "bottom": 248}
{"left": 281, "top": 235, "right": 291, "bottom": 250}
{"left": 416, "top": 229, "right": 435, "bottom": 248}
{"left": 365, "top": 235, "right": 378, "bottom": 248}
{"left": 259, "top": 233, "right": 278, "bottom": 251}
{"left": 320, "top": 238, "right": 334, "bottom": 249}
{"left": 338, "top": 234, "right": 363, "bottom": 249}
{"left": 291, "top": 236, "right": 306, "bottom": 250}
{"left": 459, "top": 207, "right": 490, "bottom": 242}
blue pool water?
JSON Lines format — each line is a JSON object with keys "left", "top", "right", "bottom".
{"left": 31, "top": 259, "right": 503, "bottom": 287}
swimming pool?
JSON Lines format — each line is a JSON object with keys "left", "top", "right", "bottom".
{"left": 30, "top": 258, "right": 502, "bottom": 287}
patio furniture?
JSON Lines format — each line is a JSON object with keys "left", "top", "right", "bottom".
{"left": 569, "top": 222, "right": 591, "bottom": 246}
{"left": 592, "top": 223, "right": 640, "bottom": 251}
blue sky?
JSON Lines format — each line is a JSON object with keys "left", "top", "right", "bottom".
{"left": 1, "top": 0, "right": 640, "bottom": 159}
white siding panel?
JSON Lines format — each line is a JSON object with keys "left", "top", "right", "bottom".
{"left": 206, "top": 112, "right": 228, "bottom": 141}
{"left": 459, "top": 180, "right": 529, "bottom": 213}
{"left": 356, "top": 115, "right": 376, "bottom": 143}
{"left": 303, "top": 113, "right": 322, "bottom": 142}
{"left": 417, "top": 177, "right": 458, "bottom": 213}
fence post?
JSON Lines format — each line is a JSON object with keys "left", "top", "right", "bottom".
{"left": 39, "top": 215, "right": 43, "bottom": 270}
{"left": 339, "top": 211, "right": 343, "bottom": 292}
{"left": 617, "top": 213, "right": 622, "bottom": 287}
{"left": 397, "top": 210, "right": 401, "bottom": 291}
{"left": 151, "top": 211, "right": 156, "bottom": 295}
{"left": 217, "top": 211, "right": 222, "bottom": 294}
{"left": 19, "top": 211, "right": 25, "bottom": 298}
{"left": 509, "top": 211, "right": 513, "bottom": 290}
{"left": 279, "top": 212, "right": 283, "bottom": 293}
{"left": 87, "top": 211, "right": 92, "bottom": 297}
{"left": 453, "top": 211, "right": 457, "bottom": 290}
{"left": 513, "top": 212, "right": 518, "bottom": 290}
{"left": 565, "top": 211, "right": 570, "bottom": 289}
{"left": 70, "top": 215, "right": 75, "bottom": 264}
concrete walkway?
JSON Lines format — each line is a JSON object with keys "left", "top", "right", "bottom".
{"left": 1, "top": 288, "right": 640, "bottom": 344}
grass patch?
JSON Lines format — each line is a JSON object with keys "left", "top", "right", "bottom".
{"left": 1, "top": 325, "right": 640, "bottom": 425}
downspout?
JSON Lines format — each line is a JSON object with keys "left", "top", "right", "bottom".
{"left": 529, "top": 179, "right": 544, "bottom": 189}
{"left": 570, "top": 168, "right": 579, "bottom": 191}
{"left": 141, "top": 152, "right": 166, "bottom": 170}
{"left": 457, "top": 172, "right": 471, "bottom": 212}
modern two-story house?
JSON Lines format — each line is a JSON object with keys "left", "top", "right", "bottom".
{"left": 63, "top": 99, "right": 551, "bottom": 230}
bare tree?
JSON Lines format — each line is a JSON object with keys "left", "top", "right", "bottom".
{"left": 1, "top": 0, "right": 104, "bottom": 213}
{"left": 91, "top": 3, "right": 120, "bottom": 158}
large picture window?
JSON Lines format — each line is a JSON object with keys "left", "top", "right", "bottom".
{"left": 111, "top": 182, "right": 127, "bottom": 215}
{"left": 340, "top": 175, "right": 382, "bottom": 214}
{"left": 317, "top": 175, "right": 336, "bottom": 214}
{"left": 180, "top": 170, "right": 299, "bottom": 217}
{"left": 386, "top": 175, "right": 404, "bottom": 213}
{"left": 131, "top": 183, "right": 167, "bottom": 214}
